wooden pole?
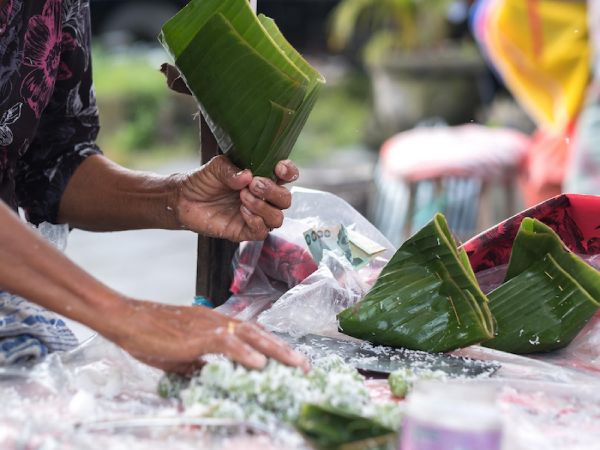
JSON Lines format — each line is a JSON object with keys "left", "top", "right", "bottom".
{"left": 194, "top": 0, "right": 258, "bottom": 306}
{"left": 195, "top": 119, "right": 240, "bottom": 306}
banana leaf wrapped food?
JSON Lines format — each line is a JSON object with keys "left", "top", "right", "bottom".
{"left": 160, "top": 0, "right": 325, "bottom": 178}
{"left": 337, "top": 213, "right": 495, "bottom": 352}
{"left": 338, "top": 213, "right": 600, "bottom": 355}
{"left": 483, "top": 218, "right": 600, "bottom": 353}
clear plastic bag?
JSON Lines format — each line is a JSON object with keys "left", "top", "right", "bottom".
{"left": 256, "top": 252, "right": 368, "bottom": 337}
{"left": 36, "top": 222, "right": 69, "bottom": 251}
{"left": 217, "top": 188, "right": 394, "bottom": 337}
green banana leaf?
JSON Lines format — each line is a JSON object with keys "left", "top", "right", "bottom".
{"left": 160, "top": 0, "right": 325, "bottom": 178}
{"left": 506, "top": 218, "right": 600, "bottom": 299}
{"left": 338, "top": 213, "right": 495, "bottom": 353}
{"left": 174, "top": 13, "right": 304, "bottom": 168}
{"left": 483, "top": 219, "right": 600, "bottom": 353}
{"left": 160, "top": 0, "right": 308, "bottom": 85}
{"left": 253, "top": 14, "right": 325, "bottom": 173}
{"left": 295, "top": 403, "right": 397, "bottom": 450}
{"left": 257, "top": 15, "right": 323, "bottom": 92}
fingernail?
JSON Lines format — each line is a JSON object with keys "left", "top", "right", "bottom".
{"left": 294, "top": 351, "right": 307, "bottom": 363}
{"left": 234, "top": 170, "right": 244, "bottom": 177}
{"left": 252, "top": 353, "right": 267, "bottom": 368}
{"left": 290, "top": 350, "right": 308, "bottom": 365}
{"left": 254, "top": 179, "right": 266, "bottom": 193}
{"left": 279, "top": 164, "right": 288, "bottom": 177}
{"left": 302, "top": 360, "right": 312, "bottom": 373}
{"left": 297, "top": 355, "right": 311, "bottom": 373}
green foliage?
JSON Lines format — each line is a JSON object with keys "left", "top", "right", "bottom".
{"left": 328, "top": 0, "right": 452, "bottom": 62}
{"left": 92, "top": 47, "right": 167, "bottom": 99}
{"left": 92, "top": 46, "right": 198, "bottom": 166}
{"left": 92, "top": 42, "right": 369, "bottom": 168}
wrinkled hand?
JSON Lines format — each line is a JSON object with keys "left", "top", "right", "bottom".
{"left": 171, "top": 156, "right": 299, "bottom": 241}
{"left": 111, "top": 298, "right": 309, "bottom": 375}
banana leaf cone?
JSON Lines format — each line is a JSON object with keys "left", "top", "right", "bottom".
{"left": 160, "top": 0, "right": 325, "bottom": 178}
{"left": 337, "top": 213, "right": 495, "bottom": 353}
{"left": 483, "top": 218, "right": 600, "bottom": 353}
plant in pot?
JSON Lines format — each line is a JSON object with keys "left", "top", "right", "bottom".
{"left": 329, "top": 0, "right": 488, "bottom": 145}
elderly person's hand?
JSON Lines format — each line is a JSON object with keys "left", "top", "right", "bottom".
{"left": 170, "top": 156, "right": 299, "bottom": 241}
{"left": 108, "top": 297, "right": 309, "bottom": 375}
{"left": 0, "top": 198, "right": 310, "bottom": 375}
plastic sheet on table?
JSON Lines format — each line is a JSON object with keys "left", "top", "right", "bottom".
{"left": 498, "top": 381, "right": 600, "bottom": 450}
{"left": 0, "top": 335, "right": 308, "bottom": 449}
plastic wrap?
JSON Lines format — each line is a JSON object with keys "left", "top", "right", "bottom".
{"left": 0, "top": 335, "right": 306, "bottom": 449}
{"left": 217, "top": 188, "right": 394, "bottom": 337}
{"left": 35, "top": 222, "right": 69, "bottom": 251}
{"left": 257, "top": 252, "right": 367, "bottom": 337}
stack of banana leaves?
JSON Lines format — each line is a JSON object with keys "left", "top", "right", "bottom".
{"left": 338, "top": 214, "right": 600, "bottom": 354}
{"left": 160, "top": 0, "right": 325, "bottom": 178}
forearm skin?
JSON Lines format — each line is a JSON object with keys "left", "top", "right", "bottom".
{"left": 0, "top": 201, "right": 128, "bottom": 341}
{"left": 57, "top": 154, "right": 182, "bottom": 231}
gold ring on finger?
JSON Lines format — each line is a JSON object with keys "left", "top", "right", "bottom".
{"left": 227, "top": 321, "right": 237, "bottom": 335}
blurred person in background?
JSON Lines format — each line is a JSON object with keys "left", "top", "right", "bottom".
{"left": 0, "top": 0, "right": 308, "bottom": 372}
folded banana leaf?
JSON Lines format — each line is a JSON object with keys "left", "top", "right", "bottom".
{"left": 484, "top": 218, "right": 600, "bottom": 353}
{"left": 160, "top": 0, "right": 325, "bottom": 178}
{"left": 337, "top": 213, "right": 495, "bottom": 353}
{"left": 295, "top": 404, "right": 397, "bottom": 450}
{"left": 506, "top": 218, "right": 600, "bottom": 298}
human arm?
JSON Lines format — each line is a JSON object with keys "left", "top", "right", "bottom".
{"left": 14, "top": 0, "right": 298, "bottom": 241}
{"left": 0, "top": 200, "right": 307, "bottom": 373}
{"left": 56, "top": 153, "right": 299, "bottom": 241}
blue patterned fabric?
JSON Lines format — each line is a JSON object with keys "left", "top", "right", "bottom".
{"left": 0, "top": 291, "right": 78, "bottom": 365}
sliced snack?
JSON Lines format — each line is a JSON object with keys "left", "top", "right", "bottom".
{"left": 159, "top": 355, "right": 403, "bottom": 447}
{"left": 387, "top": 368, "right": 447, "bottom": 398}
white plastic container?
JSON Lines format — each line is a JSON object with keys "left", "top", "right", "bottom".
{"left": 400, "top": 380, "right": 503, "bottom": 450}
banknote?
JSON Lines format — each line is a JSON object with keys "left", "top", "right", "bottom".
{"left": 303, "top": 225, "right": 386, "bottom": 268}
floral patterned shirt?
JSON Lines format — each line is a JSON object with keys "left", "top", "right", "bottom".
{"left": 0, "top": 0, "right": 101, "bottom": 225}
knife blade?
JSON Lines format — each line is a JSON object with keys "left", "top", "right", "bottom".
{"left": 275, "top": 332, "right": 500, "bottom": 378}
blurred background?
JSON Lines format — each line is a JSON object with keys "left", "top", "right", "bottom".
{"left": 67, "top": 0, "right": 595, "bottom": 307}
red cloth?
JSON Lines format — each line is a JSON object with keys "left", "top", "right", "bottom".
{"left": 462, "top": 193, "right": 600, "bottom": 273}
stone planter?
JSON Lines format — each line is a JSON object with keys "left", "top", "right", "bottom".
{"left": 367, "top": 47, "right": 488, "bottom": 143}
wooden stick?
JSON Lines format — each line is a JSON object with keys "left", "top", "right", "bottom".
{"left": 195, "top": 118, "right": 239, "bottom": 306}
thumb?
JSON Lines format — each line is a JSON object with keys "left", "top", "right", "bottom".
{"left": 207, "top": 155, "right": 252, "bottom": 191}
